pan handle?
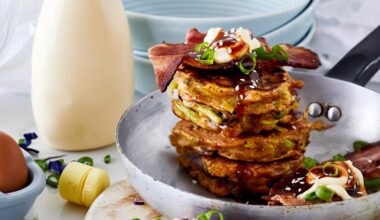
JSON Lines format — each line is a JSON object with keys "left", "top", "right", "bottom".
{"left": 324, "top": 25, "right": 380, "bottom": 86}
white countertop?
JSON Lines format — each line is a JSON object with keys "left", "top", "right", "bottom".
{"left": 1, "top": 0, "right": 380, "bottom": 219}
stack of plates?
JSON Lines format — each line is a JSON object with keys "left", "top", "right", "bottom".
{"left": 123, "top": 0, "right": 318, "bottom": 95}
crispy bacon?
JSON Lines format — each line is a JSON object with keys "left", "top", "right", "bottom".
{"left": 185, "top": 28, "right": 205, "bottom": 44}
{"left": 148, "top": 28, "right": 321, "bottom": 92}
{"left": 148, "top": 43, "right": 195, "bottom": 92}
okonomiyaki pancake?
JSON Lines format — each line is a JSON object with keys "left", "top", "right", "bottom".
{"left": 171, "top": 98, "right": 304, "bottom": 137}
{"left": 170, "top": 67, "right": 303, "bottom": 115}
{"left": 177, "top": 153, "right": 303, "bottom": 196}
{"left": 170, "top": 120, "right": 310, "bottom": 162}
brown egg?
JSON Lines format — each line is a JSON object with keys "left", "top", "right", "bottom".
{"left": 0, "top": 131, "right": 28, "bottom": 193}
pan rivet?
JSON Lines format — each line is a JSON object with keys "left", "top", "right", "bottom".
{"left": 308, "top": 103, "right": 323, "bottom": 117}
{"left": 326, "top": 106, "right": 342, "bottom": 121}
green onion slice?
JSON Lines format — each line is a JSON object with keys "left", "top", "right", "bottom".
{"left": 332, "top": 154, "right": 345, "bottom": 161}
{"left": 315, "top": 185, "right": 335, "bottom": 201}
{"left": 199, "top": 48, "right": 215, "bottom": 65}
{"left": 304, "top": 157, "right": 319, "bottom": 170}
{"left": 304, "top": 192, "right": 318, "bottom": 201}
{"left": 104, "top": 154, "right": 111, "bottom": 164}
{"left": 272, "top": 111, "right": 285, "bottom": 119}
{"left": 196, "top": 209, "right": 224, "bottom": 220}
{"left": 239, "top": 52, "right": 257, "bottom": 74}
{"left": 253, "top": 45, "right": 288, "bottom": 61}
{"left": 353, "top": 140, "right": 369, "bottom": 151}
{"left": 322, "top": 163, "right": 339, "bottom": 177}
{"left": 77, "top": 156, "right": 94, "bottom": 166}
{"left": 284, "top": 139, "right": 296, "bottom": 149}
{"left": 364, "top": 177, "right": 380, "bottom": 190}
{"left": 47, "top": 173, "right": 60, "bottom": 188}
{"left": 35, "top": 159, "right": 48, "bottom": 172}
{"left": 271, "top": 45, "right": 288, "bottom": 61}
{"left": 195, "top": 42, "right": 209, "bottom": 52}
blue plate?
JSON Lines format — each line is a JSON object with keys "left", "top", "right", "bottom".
{"left": 124, "top": 0, "right": 310, "bottom": 50}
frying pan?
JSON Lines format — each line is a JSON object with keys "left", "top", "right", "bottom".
{"left": 116, "top": 26, "right": 380, "bottom": 219}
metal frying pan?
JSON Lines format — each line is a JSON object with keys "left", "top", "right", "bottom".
{"left": 116, "top": 26, "right": 380, "bottom": 219}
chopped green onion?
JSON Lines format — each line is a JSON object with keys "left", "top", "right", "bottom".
{"left": 253, "top": 45, "right": 288, "bottom": 62}
{"left": 196, "top": 209, "right": 224, "bottom": 220}
{"left": 271, "top": 45, "right": 288, "bottom": 61}
{"left": 353, "top": 140, "right": 369, "bottom": 151}
{"left": 322, "top": 163, "right": 339, "bottom": 177}
{"left": 239, "top": 52, "right": 257, "bottom": 74}
{"left": 131, "top": 218, "right": 140, "bottom": 220}
{"left": 304, "top": 157, "right": 319, "bottom": 170}
{"left": 271, "top": 111, "right": 285, "bottom": 119}
{"left": 315, "top": 185, "right": 335, "bottom": 202}
{"left": 35, "top": 159, "right": 48, "bottom": 172}
{"left": 152, "top": 217, "right": 161, "bottom": 220}
{"left": 284, "top": 139, "right": 296, "bottom": 149}
{"left": 253, "top": 46, "right": 273, "bottom": 60}
{"left": 18, "top": 138, "right": 26, "bottom": 145}
{"left": 261, "top": 119, "right": 278, "bottom": 125}
{"left": 364, "top": 177, "right": 380, "bottom": 190}
{"left": 77, "top": 156, "right": 94, "bottom": 166}
{"left": 104, "top": 154, "right": 111, "bottom": 164}
{"left": 199, "top": 48, "right": 215, "bottom": 65}
{"left": 195, "top": 42, "right": 209, "bottom": 52}
{"left": 332, "top": 154, "right": 345, "bottom": 161}
{"left": 304, "top": 192, "right": 318, "bottom": 201}
{"left": 47, "top": 173, "right": 60, "bottom": 188}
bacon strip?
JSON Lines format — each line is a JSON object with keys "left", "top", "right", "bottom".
{"left": 148, "top": 28, "right": 321, "bottom": 92}
{"left": 148, "top": 43, "right": 195, "bottom": 92}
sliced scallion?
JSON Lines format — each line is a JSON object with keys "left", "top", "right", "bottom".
{"left": 322, "top": 163, "right": 339, "bottom": 177}
{"left": 332, "top": 154, "right": 345, "bottom": 161}
{"left": 271, "top": 111, "right": 285, "bottom": 119}
{"left": 304, "top": 157, "right": 319, "bottom": 170}
{"left": 199, "top": 48, "right": 215, "bottom": 65}
{"left": 353, "top": 140, "right": 369, "bottom": 151}
{"left": 47, "top": 173, "right": 60, "bottom": 188}
{"left": 364, "top": 177, "right": 380, "bottom": 190}
{"left": 304, "top": 192, "right": 318, "bottom": 201}
{"left": 196, "top": 209, "right": 224, "bottom": 220}
{"left": 104, "top": 154, "right": 111, "bottom": 164}
{"left": 284, "top": 139, "right": 296, "bottom": 149}
{"left": 35, "top": 159, "right": 48, "bottom": 172}
{"left": 271, "top": 45, "right": 288, "bottom": 61}
{"left": 315, "top": 185, "right": 335, "bottom": 202}
{"left": 195, "top": 42, "right": 209, "bottom": 52}
{"left": 239, "top": 53, "right": 256, "bottom": 75}
{"left": 77, "top": 156, "right": 94, "bottom": 166}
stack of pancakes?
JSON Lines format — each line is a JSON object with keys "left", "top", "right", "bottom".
{"left": 169, "top": 66, "right": 311, "bottom": 197}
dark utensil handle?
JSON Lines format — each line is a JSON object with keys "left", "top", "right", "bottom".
{"left": 325, "top": 25, "right": 380, "bottom": 86}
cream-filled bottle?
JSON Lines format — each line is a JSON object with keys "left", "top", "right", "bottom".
{"left": 31, "top": 0, "right": 133, "bottom": 150}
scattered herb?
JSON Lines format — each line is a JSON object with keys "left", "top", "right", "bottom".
{"left": 77, "top": 156, "right": 94, "bottom": 166}
{"left": 253, "top": 45, "right": 288, "bottom": 61}
{"left": 364, "top": 177, "right": 380, "bottom": 190}
{"left": 315, "top": 185, "right": 335, "bottom": 202}
{"left": 332, "top": 154, "right": 345, "bottom": 161}
{"left": 272, "top": 111, "right": 285, "bottom": 119}
{"left": 304, "top": 157, "right": 319, "bottom": 170}
{"left": 152, "top": 217, "right": 162, "bottom": 220}
{"left": 196, "top": 209, "right": 224, "bottom": 220}
{"left": 46, "top": 173, "right": 60, "bottom": 188}
{"left": 131, "top": 218, "right": 140, "bottom": 220}
{"left": 322, "top": 163, "right": 339, "bottom": 177}
{"left": 283, "top": 139, "right": 296, "bottom": 149}
{"left": 353, "top": 140, "right": 369, "bottom": 151}
{"left": 104, "top": 154, "right": 111, "bottom": 164}
{"left": 35, "top": 159, "right": 48, "bottom": 172}
{"left": 198, "top": 48, "right": 215, "bottom": 65}
{"left": 239, "top": 52, "right": 256, "bottom": 74}
{"left": 195, "top": 42, "right": 209, "bottom": 52}
{"left": 304, "top": 191, "right": 318, "bottom": 201}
